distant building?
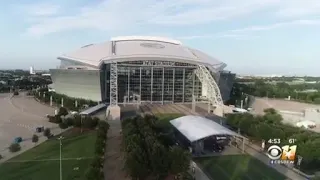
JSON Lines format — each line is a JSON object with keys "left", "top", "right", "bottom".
{"left": 29, "top": 66, "right": 35, "bottom": 75}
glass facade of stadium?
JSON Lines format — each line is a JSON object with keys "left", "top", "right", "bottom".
{"left": 100, "top": 60, "right": 235, "bottom": 104}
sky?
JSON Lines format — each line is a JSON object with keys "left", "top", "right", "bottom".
{"left": 0, "top": 0, "right": 320, "bottom": 76}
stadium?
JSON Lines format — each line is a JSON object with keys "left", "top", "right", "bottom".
{"left": 50, "top": 36, "right": 235, "bottom": 120}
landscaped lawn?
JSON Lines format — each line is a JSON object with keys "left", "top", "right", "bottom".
{"left": 0, "top": 129, "right": 97, "bottom": 180}
{"left": 195, "top": 154, "right": 287, "bottom": 180}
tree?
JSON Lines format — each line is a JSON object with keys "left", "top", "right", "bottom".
{"left": 58, "top": 107, "right": 68, "bottom": 116}
{"left": 43, "top": 128, "right": 51, "bottom": 138}
{"left": 9, "top": 143, "right": 21, "bottom": 152}
{"left": 122, "top": 115, "right": 192, "bottom": 179}
{"left": 32, "top": 134, "right": 39, "bottom": 144}
{"left": 169, "top": 146, "right": 191, "bottom": 176}
{"left": 149, "top": 139, "right": 170, "bottom": 178}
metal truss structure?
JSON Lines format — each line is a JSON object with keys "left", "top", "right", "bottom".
{"left": 110, "top": 62, "right": 118, "bottom": 106}
{"left": 194, "top": 64, "right": 223, "bottom": 107}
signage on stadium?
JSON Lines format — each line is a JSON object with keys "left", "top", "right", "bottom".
{"left": 142, "top": 61, "right": 175, "bottom": 66}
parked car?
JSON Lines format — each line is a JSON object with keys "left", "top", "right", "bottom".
{"left": 14, "top": 137, "right": 23, "bottom": 144}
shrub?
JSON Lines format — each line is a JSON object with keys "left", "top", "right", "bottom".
{"left": 73, "top": 115, "right": 82, "bottom": 127}
{"left": 59, "top": 122, "right": 68, "bottom": 129}
{"left": 98, "top": 121, "right": 110, "bottom": 133}
{"left": 92, "top": 117, "right": 99, "bottom": 128}
{"left": 43, "top": 128, "right": 51, "bottom": 138}
{"left": 32, "top": 134, "right": 39, "bottom": 143}
{"left": 82, "top": 117, "right": 93, "bottom": 129}
{"left": 47, "top": 115, "right": 55, "bottom": 121}
{"left": 91, "top": 155, "right": 103, "bottom": 168}
{"left": 9, "top": 143, "right": 21, "bottom": 153}
{"left": 85, "top": 166, "right": 100, "bottom": 180}
{"left": 95, "top": 139, "right": 105, "bottom": 155}
{"left": 97, "top": 129, "right": 106, "bottom": 139}
{"left": 82, "top": 116, "right": 99, "bottom": 129}
{"left": 48, "top": 115, "right": 62, "bottom": 124}
{"left": 63, "top": 117, "right": 74, "bottom": 127}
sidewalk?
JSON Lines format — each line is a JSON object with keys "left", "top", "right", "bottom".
{"left": 191, "top": 161, "right": 211, "bottom": 180}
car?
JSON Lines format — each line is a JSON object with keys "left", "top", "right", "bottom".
{"left": 14, "top": 137, "right": 23, "bottom": 143}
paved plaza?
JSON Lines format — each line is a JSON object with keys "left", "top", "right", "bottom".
{"left": 0, "top": 93, "right": 58, "bottom": 159}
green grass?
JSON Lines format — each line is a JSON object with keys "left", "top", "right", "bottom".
{"left": 195, "top": 155, "right": 287, "bottom": 180}
{"left": 0, "top": 129, "right": 97, "bottom": 180}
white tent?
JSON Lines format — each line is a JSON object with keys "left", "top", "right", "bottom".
{"left": 170, "top": 115, "right": 242, "bottom": 143}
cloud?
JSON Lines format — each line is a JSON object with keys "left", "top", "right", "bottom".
{"left": 17, "top": 0, "right": 320, "bottom": 37}
{"left": 16, "top": 3, "right": 60, "bottom": 17}
{"left": 21, "top": 0, "right": 282, "bottom": 36}
{"left": 274, "top": 1, "right": 320, "bottom": 18}
{"left": 228, "top": 19, "right": 320, "bottom": 33}
{"left": 177, "top": 18, "right": 320, "bottom": 40}
{"left": 178, "top": 33, "right": 259, "bottom": 41}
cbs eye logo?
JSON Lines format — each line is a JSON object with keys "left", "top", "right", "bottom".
{"left": 267, "top": 145, "right": 297, "bottom": 161}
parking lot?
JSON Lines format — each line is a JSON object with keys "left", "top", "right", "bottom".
{"left": 252, "top": 97, "right": 320, "bottom": 114}
{"left": 0, "top": 93, "right": 58, "bottom": 157}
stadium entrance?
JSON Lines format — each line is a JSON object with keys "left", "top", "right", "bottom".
{"left": 100, "top": 61, "right": 205, "bottom": 105}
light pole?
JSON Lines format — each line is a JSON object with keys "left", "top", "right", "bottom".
{"left": 81, "top": 116, "right": 83, "bottom": 133}
{"left": 297, "top": 155, "right": 303, "bottom": 170}
{"left": 58, "top": 136, "right": 64, "bottom": 180}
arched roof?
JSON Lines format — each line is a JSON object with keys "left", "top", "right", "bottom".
{"left": 58, "top": 36, "right": 226, "bottom": 70}
{"left": 170, "top": 115, "right": 243, "bottom": 142}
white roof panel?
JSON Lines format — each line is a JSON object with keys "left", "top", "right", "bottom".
{"left": 170, "top": 115, "right": 240, "bottom": 142}
{"left": 111, "top": 36, "right": 182, "bottom": 45}
{"left": 114, "top": 40, "right": 196, "bottom": 60}
{"left": 58, "top": 36, "right": 226, "bottom": 69}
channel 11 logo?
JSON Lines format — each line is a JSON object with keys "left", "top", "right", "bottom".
{"left": 267, "top": 145, "right": 297, "bottom": 164}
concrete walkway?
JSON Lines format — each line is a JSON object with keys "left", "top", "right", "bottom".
{"left": 103, "top": 120, "right": 129, "bottom": 180}
{"left": 191, "top": 161, "right": 211, "bottom": 180}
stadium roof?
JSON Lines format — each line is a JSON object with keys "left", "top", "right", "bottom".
{"left": 170, "top": 115, "right": 242, "bottom": 142}
{"left": 58, "top": 36, "right": 226, "bottom": 70}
